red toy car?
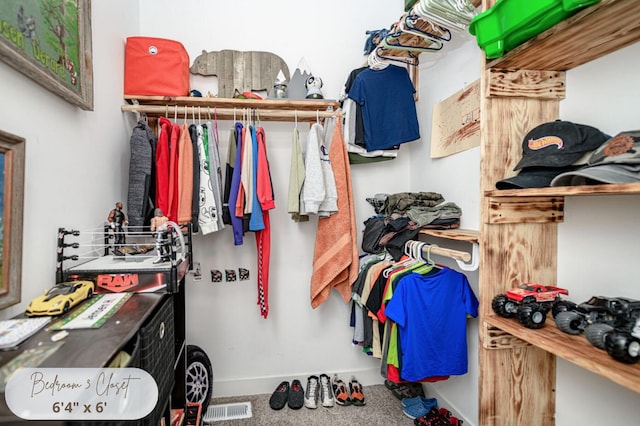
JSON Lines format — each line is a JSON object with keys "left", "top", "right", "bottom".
{"left": 493, "top": 283, "right": 569, "bottom": 329}
{"left": 506, "top": 283, "right": 569, "bottom": 303}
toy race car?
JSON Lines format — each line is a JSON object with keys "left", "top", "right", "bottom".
{"left": 26, "top": 281, "right": 95, "bottom": 316}
{"left": 492, "top": 283, "right": 569, "bottom": 329}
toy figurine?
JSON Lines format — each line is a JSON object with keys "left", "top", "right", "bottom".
{"left": 107, "top": 202, "right": 128, "bottom": 249}
{"left": 150, "top": 208, "right": 170, "bottom": 264}
{"left": 305, "top": 75, "right": 324, "bottom": 99}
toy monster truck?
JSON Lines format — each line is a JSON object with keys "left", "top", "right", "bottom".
{"left": 603, "top": 315, "right": 640, "bottom": 364}
{"left": 554, "top": 296, "right": 640, "bottom": 346}
{"left": 492, "top": 283, "right": 569, "bottom": 329}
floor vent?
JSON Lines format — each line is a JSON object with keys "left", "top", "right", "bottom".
{"left": 204, "top": 402, "right": 252, "bottom": 422}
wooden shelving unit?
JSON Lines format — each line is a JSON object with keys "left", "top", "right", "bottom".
{"left": 477, "top": 0, "right": 640, "bottom": 424}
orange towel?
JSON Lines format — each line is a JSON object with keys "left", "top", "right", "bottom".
{"left": 310, "top": 118, "right": 359, "bottom": 308}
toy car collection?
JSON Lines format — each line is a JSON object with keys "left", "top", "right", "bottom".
{"left": 554, "top": 296, "right": 640, "bottom": 347}
{"left": 25, "top": 280, "right": 95, "bottom": 316}
{"left": 492, "top": 283, "right": 569, "bottom": 329}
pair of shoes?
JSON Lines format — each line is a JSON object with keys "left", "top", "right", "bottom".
{"left": 331, "top": 375, "right": 351, "bottom": 406}
{"left": 268, "top": 380, "right": 305, "bottom": 410}
{"left": 348, "top": 376, "right": 365, "bottom": 406}
{"left": 304, "top": 374, "right": 334, "bottom": 408}
{"left": 402, "top": 396, "right": 438, "bottom": 409}
{"left": 390, "top": 381, "right": 425, "bottom": 400}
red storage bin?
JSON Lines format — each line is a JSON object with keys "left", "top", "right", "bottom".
{"left": 125, "top": 36, "right": 190, "bottom": 96}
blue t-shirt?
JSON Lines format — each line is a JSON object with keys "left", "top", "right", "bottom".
{"left": 385, "top": 267, "right": 478, "bottom": 381}
{"left": 347, "top": 65, "right": 420, "bottom": 151}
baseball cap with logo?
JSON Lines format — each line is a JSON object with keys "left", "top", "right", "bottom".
{"left": 551, "top": 131, "right": 640, "bottom": 186}
{"left": 514, "top": 120, "right": 608, "bottom": 170}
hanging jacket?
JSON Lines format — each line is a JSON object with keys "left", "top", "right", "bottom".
{"left": 127, "top": 120, "right": 156, "bottom": 228}
{"left": 155, "top": 117, "right": 171, "bottom": 218}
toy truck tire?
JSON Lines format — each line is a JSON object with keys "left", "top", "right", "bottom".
{"left": 517, "top": 303, "right": 548, "bottom": 329}
{"left": 492, "top": 294, "right": 517, "bottom": 318}
{"left": 605, "top": 331, "right": 640, "bottom": 364}
{"left": 552, "top": 299, "right": 577, "bottom": 319}
{"left": 555, "top": 311, "right": 586, "bottom": 335}
{"left": 585, "top": 323, "right": 614, "bottom": 350}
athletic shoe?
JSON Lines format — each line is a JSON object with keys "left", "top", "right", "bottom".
{"left": 304, "top": 375, "right": 319, "bottom": 409}
{"left": 288, "top": 379, "right": 304, "bottom": 410}
{"left": 402, "top": 396, "right": 438, "bottom": 409}
{"left": 268, "top": 381, "right": 289, "bottom": 410}
{"left": 331, "top": 374, "right": 351, "bottom": 406}
{"left": 319, "top": 374, "right": 335, "bottom": 407}
{"left": 348, "top": 376, "right": 365, "bottom": 406}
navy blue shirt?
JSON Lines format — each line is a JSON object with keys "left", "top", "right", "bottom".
{"left": 348, "top": 65, "right": 420, "bottom": 151}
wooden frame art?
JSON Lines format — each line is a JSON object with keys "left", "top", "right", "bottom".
{"left": 0, "top": 0, "right": 93, "bottom": 110}
{"left": 0, "top": 130, "right": 25, "bottom": 310}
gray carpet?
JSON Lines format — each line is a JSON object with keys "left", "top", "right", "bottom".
{"left": 207, "top": 384, "right": 414, "bottom": 425}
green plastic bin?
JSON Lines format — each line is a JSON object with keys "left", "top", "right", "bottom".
{"left": 468, "top": 0, "right": 601, "bottom": 59}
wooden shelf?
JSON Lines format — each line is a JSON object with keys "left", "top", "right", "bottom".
{"left": 485, "top": 182, "right": 640, "bottom": 198}
{"left": 486, "top": 0, "right": 640, "bottom": 71}
{"left": 477, "top": 1, "right": 640, "bottom": 423}
{"left": 122, "top": 95, "right": 341, "bottom": 122}
{"left": 484, "top": 315, "right": 640, "bottom": 394}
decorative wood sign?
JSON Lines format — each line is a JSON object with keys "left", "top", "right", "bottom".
{"left": 0, "top": 0, "right": 93, "bottom": 110}
{"left": 190, "top": 49, "right": 290, "bottom": 99}
{"left": 431, "top": 80, "right": 480, "bottom": 158}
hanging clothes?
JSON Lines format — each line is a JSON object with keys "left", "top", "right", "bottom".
{"left": 190, "top": 124, "right": 201, "bottom": 232}
{"left": 206, "top": 120, "right": 226, "bottom": 232}
{"left": 177, "top": 122, "right": 194, "bottom": 224}
{"left": 301, "top": 123, "right": 325, "bottom": 214}
{"left": 385, "top": 267, "right": 478, "bottom": 381}
{"left": 155, "top": 117, "right": 172, "bottom": 218}
{"left": 310, "top": 118, "right": 359, "bottom": 308}
{"left": 167, "top": 120, "right": 181, "bottom": 223}
{"left": 248, "top": 126, "right": 265, "bottom": 232}
{"left": 254, "top": 126, "right": 275, "bottom": 319}
{"left": 222, "top": 125, "right": 237, "bottom": 225}
{"left": 196, "top": 124, "right": 219, "bottom": 235}
{"left": 287, "top": 126, "right": 309, "bottom": 222}
{"left": 318, "top": 119, "right": 338, "bottom": 217}
{"left": 228, "top": 122, "right": 245, "bottom": 245}
{"left": 127, "top": 119, "right": 157, "bottom": 228}
{"left": 348, "top": 64, "right": 420, "bottom": 151}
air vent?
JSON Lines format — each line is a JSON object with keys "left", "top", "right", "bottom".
{"left": 204, "top": 402, "right": 252, "bottom": 422}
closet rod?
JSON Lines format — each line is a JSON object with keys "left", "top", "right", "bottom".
{"left": 421, "top": 244, "right": 471, "bottom": 263}
{"left": 121, "top": 104, "right": 341, "bottom": 122}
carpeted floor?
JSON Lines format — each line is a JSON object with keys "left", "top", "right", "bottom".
{"left": 207, "top": 384, "right": 415, "bottom": 425}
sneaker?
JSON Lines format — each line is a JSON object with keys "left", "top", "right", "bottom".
{"left": 348, "top": 376, "right": 365, "bottom": 406}
{"left": 331, "top": 374, "right": 351, "bottom": 406}
{"left": 319, "top": 374, "right": 334, "bottom": 407}
{"left": 304, "top": 375, "right": 319, "bottom": 409}
{"left": 268, "top": 381, "right": 289, "bottom": 410}
{"left": 402, "top": 396, "right": 438, "bottom": 409}
{"left": 288, "top": 379, "right": 304, "bottom": 410}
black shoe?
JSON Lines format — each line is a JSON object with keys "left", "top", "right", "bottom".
{"left": 269, "top": 381, "right": 289, "bottom": 410}
{"left": 288, "top": 379, "right": 304, "bottom": 409}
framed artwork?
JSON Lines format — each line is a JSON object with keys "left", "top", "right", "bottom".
{"left": 0, "top": 130, "right": 25, "bottom": 310}
{"left": 0, "top": 0, "right": 93, "bottom": 110}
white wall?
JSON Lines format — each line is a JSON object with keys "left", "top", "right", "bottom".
{"left": 0, "top": 0, "right": 139, "bottom": 320}
{"left": 137, "top": 0, "right": 414, "bottom": 398}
